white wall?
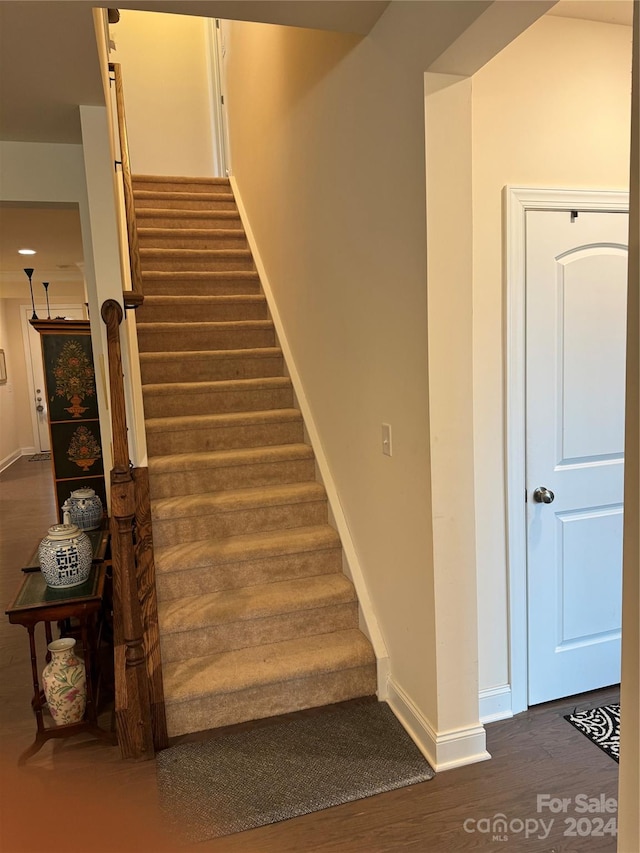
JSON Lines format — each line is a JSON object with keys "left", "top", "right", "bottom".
{"left": 471, "top": 15, "right": 633, "bottom": 706}
{"left": 225, "top": 13, "right": 441, "bottom": 731}
{"left": 221, "top": 1, "right": 550, "bottom": 768}
{"left": 0, "top": 299, "right": 20, "bottom": 468}
{"left": 110, "top": 10, "right": 217, "bottom": 177}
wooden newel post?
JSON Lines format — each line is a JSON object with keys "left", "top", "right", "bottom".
{"left": 101, "top": 299, "right": 154, "bottom": 759}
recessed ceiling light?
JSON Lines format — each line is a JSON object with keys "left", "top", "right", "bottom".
{"left": 18, "top": 248, "right": 36, "bottom": 255}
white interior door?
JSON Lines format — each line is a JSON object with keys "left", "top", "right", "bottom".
{"left": 526, "top": 209, "right": 628, "bottom": 705}
{"left": 21, "top": 305, "right": 87, "bottom": 453}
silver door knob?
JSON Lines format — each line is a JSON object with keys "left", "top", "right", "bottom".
{"left": 533, "top": 486, "right": 554, "bottom": 504}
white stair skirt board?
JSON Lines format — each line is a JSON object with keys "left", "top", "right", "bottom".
{"left": 479, "top": 685, "right": 514, "bottom": 724}
{"left": 230, "top": 176, "right": 389, "bottom": 695}
{"left": 387, "top": 678, "right": 491, "bottom": 772}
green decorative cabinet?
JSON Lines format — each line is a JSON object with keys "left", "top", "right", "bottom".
{"left": 31, "top": 319, "right": 107, "bottom": 522}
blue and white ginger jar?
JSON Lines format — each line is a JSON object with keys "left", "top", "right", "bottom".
{"left": 38, "top": 523, "right": 92, "bottom": 589}
{"left": 63, "top": 487, "right": 103, "bottom": 531}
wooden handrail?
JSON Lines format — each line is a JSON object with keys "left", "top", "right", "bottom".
{"left": 101, "top": 299, "right": 154, "bottom": 759}
{"left": 109, "top": 62, "right": 144, "bottom": 310}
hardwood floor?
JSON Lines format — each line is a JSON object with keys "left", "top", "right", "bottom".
{"left": 0, "top": 457, "right": 620, "bottom": 852}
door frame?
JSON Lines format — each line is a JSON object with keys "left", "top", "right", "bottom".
{"left": 205, "top": 18, "right": 230, "bottom": 177}
{"left": 504, "top": 186, "right": 629, "bottom": 714}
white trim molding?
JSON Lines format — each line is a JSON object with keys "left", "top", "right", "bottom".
{"left": 388, "top": 678, "right": 491, "bottom": 772}
{"left": 504, "top": 186, "right": 629, "bottom": 715}
{"left": 479, "top": 684, "right": 513, "bottom": 724}
{"left": 230, "top": 176, "right": 390, "bottom": 696}
{"left": 0, "top": 448, "right": 23, "bottom": 474}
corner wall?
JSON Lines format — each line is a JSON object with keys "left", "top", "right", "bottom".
{"left": 0, "top": 140, "right": 114, "bottom": 478}
{"left": 225, "top": 12, "right": 440, "bottom": 733}
{"left": 471, "top": 15, "right": 632, "bottom": 711}
{"left": 221, "top": 0, "right": 537, "bottom": 768}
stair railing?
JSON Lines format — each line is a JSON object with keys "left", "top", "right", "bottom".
{"left": 102, "top": 299, "right": 155, "bottom": 759}
{"left": 109, "top": 61, "right": 144, "bottom": 310}
{"left": 103, "top": 58, "right": 168, "bottom": 758}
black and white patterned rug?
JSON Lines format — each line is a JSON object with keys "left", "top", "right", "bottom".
{"left": 565, "top": 703, "right": 620, "bottom": 763}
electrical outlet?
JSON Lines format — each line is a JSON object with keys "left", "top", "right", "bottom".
{"left": 382, "top": 423, "right": 392, "bottom": 457}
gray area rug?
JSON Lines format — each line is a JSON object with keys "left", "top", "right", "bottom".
{"left": 27, "top": 452, "right": 51, "bottom": 462}
{"left": 156, "top": 701, "right": 434, "bottom": 842}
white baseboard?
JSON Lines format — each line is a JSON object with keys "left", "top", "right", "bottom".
{"left": 230, "top": 176, "right": 390, "bottom": 695}
{"left": 387, "top": 677, "right": 491, "bottom": 772}
{"left": 0, "top": 448, "right": 24, "bottom": 473}
{"left": 479, "top": 684, "right": 514, "bottom": 724}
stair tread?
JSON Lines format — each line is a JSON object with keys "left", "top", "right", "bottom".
{"left": 142, "top": 270, "right": 259, "bottom": 281}
{"left": 151, "top": 480, "right": 326, "bottom": 520}
{"left": 155, "top": 524, "right": 341, "bottom": 574}
{"left": 133, "top": 174, "right": 231, "bottom": 186}
{"left": 142, "top": 376, "right": 291, "bottom": 396}
{"left": 141, "top": 247, "right": 251, "bottom": 257}
{"left": 159, "top": 574, "right": 355, "bottom": 634}
{"left": 140, "top": 295, "right": 264, "bottom": 305}
{"left": 134, "top": 190, "right": 234, "bottom": 201}
{"left": 138, "top": 228, "right": 244, "bottom": 238}
{"left": 137, "top": 319, "right": 272, "bottom": 331}
{"left": 145, "top": 407, "right": 302, "bottom": 432}
{"left": 137, "top": 208, "right": 240, "bottom": 219}
{"left": 139, "top": 347, "right": 281, "bottom": 363}
{"left": 163, "top": 628, "right": 374, "bottom": 703}
{"left": 149, "top": 443, "right": 313, "bottom": 473}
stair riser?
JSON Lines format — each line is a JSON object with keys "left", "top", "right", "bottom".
{"left": 137, "top": 327, "right": 275, "bottom": 352}
{"left": 160, "top": 602, "right": 358, "bottom": 663}
{"left": 142, "top": 386, "right": 293, "bottom": 418}
{"left": 151, "top": 499, "right": 327, "bottom": 548}
{"left": 136, "top": 301, "right": 267, "bottom": 323}
{"left": 165, "top": 666, "right": 377, "bottom": 737}
{"left": 139, "top": 234, "right": 248, "bottom": 251}
{"left": 140, "top": 354, "right": 284, "bottom": 384}
{"left": 141, "top": 276, "right": 260, "bottom": 296}
{"left": 133, "top": 180, "right": 232, "bottom": 194}
{"left": 134, "top": 196, "right": 237, "bottom": 211}
{"left": 156, "top": 547, "right": 342, "bottom": 601}
{"left": 148, "top": 457, "right": 315, "bottom": 499}
{"left": 140, "top": 255, "right": 254, "bottom": 273}
{"left": 146, "top": 418, "right": 304, "bottom": 456}
{"left": 137, "top": 213, "right": 242, "bottom": 229}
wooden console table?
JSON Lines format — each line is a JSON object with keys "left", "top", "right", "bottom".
{"left": 6, "top": 529, "right": 115, "bottom": 763}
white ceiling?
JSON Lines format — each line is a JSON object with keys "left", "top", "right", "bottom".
{"left": 0, "top": 204, "right": 86, "bottom": 299}
{"left": 0, "top": 0, "right": 633, "bottom": 299}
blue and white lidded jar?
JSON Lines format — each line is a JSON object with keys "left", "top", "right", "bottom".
{"left": 38, "top": 523, "right": 93, "bottom": 589}
{"left": 63, "top": 487, "right": 103, "bottom": 531}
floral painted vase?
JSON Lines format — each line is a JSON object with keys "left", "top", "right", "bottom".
{"left": 63, "top": 487, "right": 103, "bottom": 531}
{"left": 42, "top": 638, "right": 87, "bottom": 726}
{"left": 38, "top": 523, "right": 92, "bottom": 589}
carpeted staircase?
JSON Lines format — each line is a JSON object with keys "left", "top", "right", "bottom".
{"left": 132, "top": 175, "right": 377, "bottom": 738}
